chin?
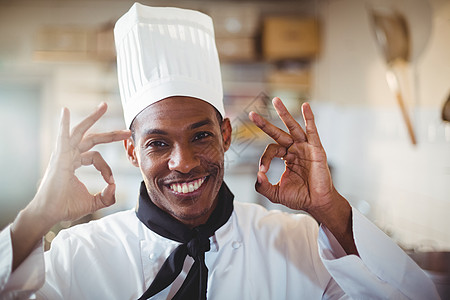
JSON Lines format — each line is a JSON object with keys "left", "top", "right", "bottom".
{"left": 177, "top": 202, "right": 214, "bottom": 220}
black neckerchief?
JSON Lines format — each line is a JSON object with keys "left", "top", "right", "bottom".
{"left": 136, "top": 181, "right": 234, "bottom": 300}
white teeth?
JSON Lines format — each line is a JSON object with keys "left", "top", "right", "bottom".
{"left": 169, "top": 177, "right": 205, "bottom": 194}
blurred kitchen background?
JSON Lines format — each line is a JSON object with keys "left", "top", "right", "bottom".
{"left": 0, "top": 0, "right": 449, "bottom": 295}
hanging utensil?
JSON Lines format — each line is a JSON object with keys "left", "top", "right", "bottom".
{"left": 370, "top": 8, "right": 417, "bottom": 145}
{"left": 442, "top": 92, "right": 450, "bottom": 122}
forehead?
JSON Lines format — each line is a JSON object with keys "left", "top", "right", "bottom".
{"left": 132, "top": 96, "right": 220, "bottom": 133}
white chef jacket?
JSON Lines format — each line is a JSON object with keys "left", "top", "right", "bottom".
{"left": 0, "top": 202, "right": 440, "bottom": 299}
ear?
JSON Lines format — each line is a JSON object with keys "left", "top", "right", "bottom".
{"left": 124, "top": 138, "right": 139, "bottom": 167}
{"left": 221, "top": 118, "right": 232, "bottom": 152}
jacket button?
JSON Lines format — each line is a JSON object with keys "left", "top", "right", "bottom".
{"left": 232, "top": 241, "right": 241, "bottom": 249}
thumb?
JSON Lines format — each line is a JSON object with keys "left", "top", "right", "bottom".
{"left": 255, "top": 171, "right": 279, "bottom": 203}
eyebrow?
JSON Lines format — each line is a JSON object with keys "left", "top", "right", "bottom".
{"left": 189, "top": 119, "right": 214, "bottom": 130}
{"left": 143, "top": 119, "right": 214, "bottom": 136}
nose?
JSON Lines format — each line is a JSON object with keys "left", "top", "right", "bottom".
{"left": 168, "top": 144, "right": 200, "bottom": 173}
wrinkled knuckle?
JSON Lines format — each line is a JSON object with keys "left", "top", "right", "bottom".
{"left": 266, "top": 143, "right": 276, "bottom": 151}
{"left": 279, "top": 146, "right": 288, "bottom": 156}
{"left": 87, "top": 134, "right": 98, "bottom": 144}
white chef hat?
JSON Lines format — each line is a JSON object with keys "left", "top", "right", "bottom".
{"left": 114, "top": 2, "right": 225, "bottom": 128}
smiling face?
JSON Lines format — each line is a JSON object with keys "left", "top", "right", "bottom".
{"left": 125, "top": 97, "right": 231, "bottom": 228}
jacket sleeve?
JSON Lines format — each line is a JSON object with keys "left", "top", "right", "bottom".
{"left": 318, "top": 207, "right": 440, "bottom": 300}
{"left": 0, "top": 224, "right": 45, "bottom": 299}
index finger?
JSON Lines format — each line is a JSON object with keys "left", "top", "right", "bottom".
{"left": 248, "top": 111, "right": 293, "bottom": 147}
{"left": 70, "top": 102, "right": 108, "bottom": 147}
{"left": 78, "top": 130, "right": 132, "bottom": 153}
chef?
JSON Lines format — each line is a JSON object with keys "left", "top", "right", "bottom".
{"left": 0, "top": 3, "right": 440, "bottom": 299}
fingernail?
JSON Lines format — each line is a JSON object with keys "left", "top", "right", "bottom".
{"left": 259, "top": 164, "right": 266, "bottom": 173}
{"left": 109, "top": 175, "right": 115, "bottom": 184}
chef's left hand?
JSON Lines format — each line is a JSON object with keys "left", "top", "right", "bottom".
{"left": 249, "top": 97, "right": 358, "bottom": 255}
{"left": 249, "top": 97, "right": 334, "bottom": 212}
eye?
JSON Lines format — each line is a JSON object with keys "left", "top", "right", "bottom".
{"left": 145, "top": 140, "right": 168, "bottom": 148}
{"left": 193, "top": 131, "right": 211, "bottom": 141}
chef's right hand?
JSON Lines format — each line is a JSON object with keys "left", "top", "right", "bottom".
{"left": 10, "top": 103, "right": 130, "bottom": 271}
{"left": 32, "top": 102, "right": 131, "bottom": 225}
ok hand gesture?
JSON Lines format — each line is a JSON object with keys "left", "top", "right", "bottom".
{"left": 249, "top": 98, "right": 357, "bottom": 256}
{"left": 249, "top": 97, "right": 334, "bottom": 214}
{"left": 37, "top": 103, "right": 130, "bottom": 221}
{"left": 33, "top": 102, "right": 131, "bottom": 224}
{"left": 12, "top": 102, "right": 131, "bottom": 270}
